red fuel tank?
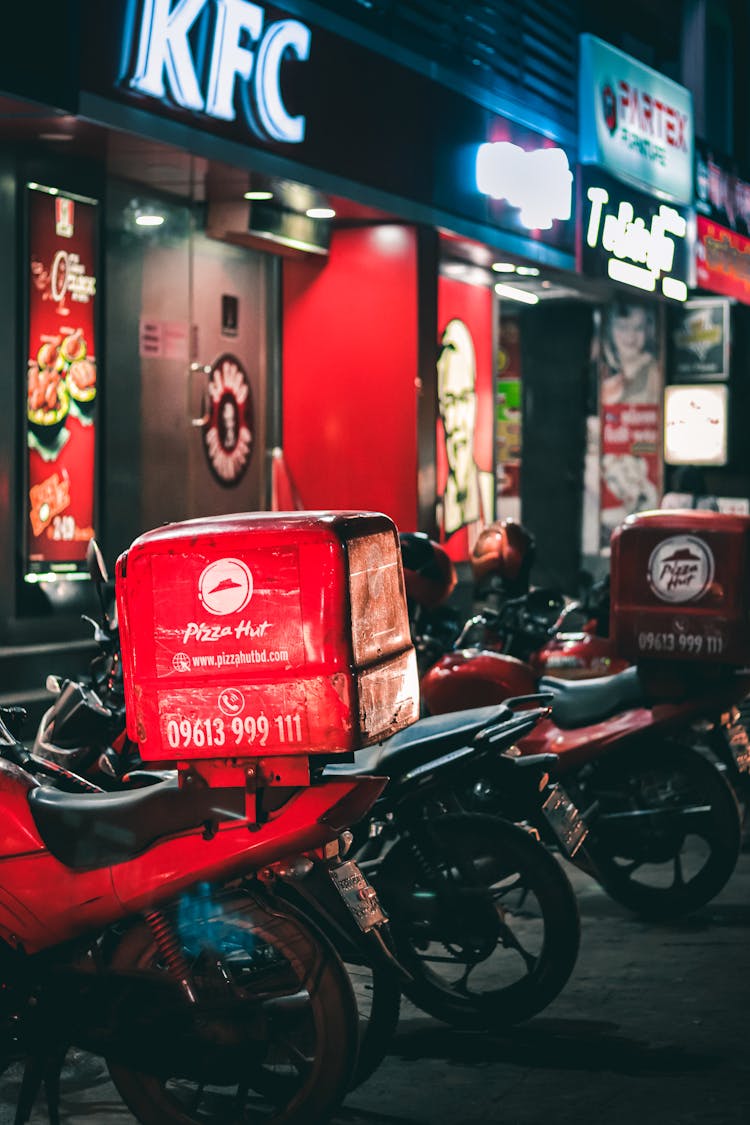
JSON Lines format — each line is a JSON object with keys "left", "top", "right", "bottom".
{"left": 116, "top": 511, "right": 419, "bottom": 763}
{"left": 610, "top": 510, "right": 750, "bottom": 666}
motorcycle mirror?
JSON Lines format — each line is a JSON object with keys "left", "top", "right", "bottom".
{"left": 86, "top": 539, "right": 111, "bottom": 626}
{"left": 86, "top": 538, "right": 109, "bottom": 584}
{"left": 45, "top": 674, "right": 62, "bottom": 695}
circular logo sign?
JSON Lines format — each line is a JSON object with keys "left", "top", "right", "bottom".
{"left": 647, "top": 535, "right": 715, "bottom": 604}
{"left": 601, "top": 82, "right": 617, "bottom": 135}
{"left": 172, "top": 652, "right": 191, "bottom": 673}
{"left": 202, "top": 354, "right": 254, "bottom": 487}
{"left": 198, "top": 558, "right": 253, "bottom": 616}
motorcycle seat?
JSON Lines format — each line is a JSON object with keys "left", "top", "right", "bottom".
{"left": 28, "top": 780, "right": 245, "bottom": 870}
{"left": 539, "top": 665, "right": 646, "bottom": 728}
{"left": 323, "top": 704, "right": 512, "bottom": 777}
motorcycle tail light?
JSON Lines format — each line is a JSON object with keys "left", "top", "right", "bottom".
{"left": 115, "top": 511, "right": 418, "bottom": 766}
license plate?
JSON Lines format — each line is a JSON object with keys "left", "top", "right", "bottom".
{"left": 727, "top": 722, "right": 750, "bottom": 774}
{"left": 328, "top": 859, "right": 388, "bottom": 932}
{"left": 542, "top": 786, "right": 588, "bottom": 857}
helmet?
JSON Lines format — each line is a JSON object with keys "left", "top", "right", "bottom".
{"left": 399, "top": 533, "right": 457, "bottom": 610}
{"left": 471, "top": 519, "right": 535, "bottom": 594}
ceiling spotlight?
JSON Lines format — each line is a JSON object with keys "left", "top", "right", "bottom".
{"left": 306, "top": 207, "right": 336, "bottom": 219}
{"left": 135, "top": 212, "right": 165, "bottom": 227}
{"left": 244, "top": 190, "right": 274, "bottom": 201}
{"left": 494, "top": 282, "right": 540, "bottom": 305}
{"left": 516, "top": 266, "right": 540, "bottom": 276}
{"left": 491, "top": 262, "right": 517, "bottom": 273}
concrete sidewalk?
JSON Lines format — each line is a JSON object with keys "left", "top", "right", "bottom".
{"left": 2, "top": 849, "right": 749, "bottom": 1124}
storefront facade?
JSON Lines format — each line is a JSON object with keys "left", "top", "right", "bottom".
{"left": 0, "top": 0, "right": 577, "bottom": 709}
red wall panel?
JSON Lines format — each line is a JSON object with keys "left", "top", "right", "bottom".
{"left": 282, "top": 226, "right": 420, "bottom": 532}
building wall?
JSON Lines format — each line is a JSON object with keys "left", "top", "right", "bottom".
{"left": 281, "top": 224, "right": 423, "bottom": 533}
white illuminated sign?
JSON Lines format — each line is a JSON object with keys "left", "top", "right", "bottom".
{"left": 664, "top": 384, "right": 728, "bottom": 466}
{"left": 476, "top": 143, "right": 572, "bottom": 230}
{"left": 579, "top": 34, "right": 694, "bottom": 204}
{"left": 585, "top": 185, "right": 688, "bottom": 301}
{"left": 128, "top": 0, "right": 311, "bottom": 144}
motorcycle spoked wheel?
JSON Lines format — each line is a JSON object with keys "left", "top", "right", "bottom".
{"left": 375, "top": 813, "right": 580, "bottom": 1030}
{"left": 106, "top": 891, "right": 358, "bottom": 1125}
{"left": 582, "top": 741, "right": 742, "bottom": 921}
{"left": 269, "top": 882, "right": 401, "bottom": 1091}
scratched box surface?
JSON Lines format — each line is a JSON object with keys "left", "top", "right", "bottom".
{"left": 610, "top": 510, "right": 750, "bottom": 665}
{"left": 115, "top": 512, "right": 419, "bottom": 762}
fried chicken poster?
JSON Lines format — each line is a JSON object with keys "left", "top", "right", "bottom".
{"left": 25, "top": 188, "right": 98, "bottom": 575}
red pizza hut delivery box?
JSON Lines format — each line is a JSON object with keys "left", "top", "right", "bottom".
{"left": 115, "top": 511, "right": 419, "bottom": 763}
{"left": 610, "top": 510, "right": 750, "bottom": 665}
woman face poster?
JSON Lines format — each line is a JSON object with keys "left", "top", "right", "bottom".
{"left": 598, "top": 300, "right": 663, "bottom": 553}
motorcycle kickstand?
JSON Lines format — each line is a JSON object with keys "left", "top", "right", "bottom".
{"left": 13, "top": 1046, "right": 67, "bottom": 1125}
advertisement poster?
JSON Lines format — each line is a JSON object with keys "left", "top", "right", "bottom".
{"left": 664, "top": 384, "right": 729, "bottom": 466}
{"left": 599, "top": 300, "right": 663, "bottom": 553}
{"left": 25, "top": 187, "right": 98, "bottom": 577}
{"left": 436, "top": 276, "right": 494, "bottom": 562}
{"left": 670, "top": 298, "right": 730, "bottom": 381}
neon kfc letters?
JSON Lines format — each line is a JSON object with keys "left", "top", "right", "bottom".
{"left": 127, "top": 0, "right": 311, "bottom": 143}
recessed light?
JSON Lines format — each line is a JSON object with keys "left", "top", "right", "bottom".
{"left": 516, "top": 266, "right": 540, "bottom": 276}
{"left": 306, "top": 207, "right": 336, "bottom": 219}
{"left": 244, "top": 190, "right": 274, "bottom": 201}
{"left": 491, "top": 262, "right": 517, "bottom": 273}
{"left": 135, "top": 214, "right": 165, "bottom": 227}
{"left": 494, "top": 282, "right": 540, "bottom": 305}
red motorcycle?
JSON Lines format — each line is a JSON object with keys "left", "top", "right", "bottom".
{"left": 407, "top": 515, "right": 750, "bottom": 920}
{"left": 1, "top": 510, "right": 419, "bottom": 1125}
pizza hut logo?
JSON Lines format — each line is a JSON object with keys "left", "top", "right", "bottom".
{"left": 601, "top": 83, "right": 617, "bottom": 135}
{"left": 202, "top": 353, "right": 254, "bottom": 486}
{"left": 198, "top": 558, "right": 253, "bottom": 616}
{"left": 647, "top": 536, "right": 715, "bottom": 604}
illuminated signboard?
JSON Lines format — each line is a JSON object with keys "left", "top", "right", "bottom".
{"left": 696, "top": 215, "right": 750, "bottom": 305}
{"left": 475, "top": 143, "right": 572, "bottom": 230}
{"left": 24, "top": 186, "right": 98, "bottom": 580}
{"left": 670, "top": 297, "right": 729, "bottom": 381}
{"left": 79, "top": 2, "right": 575, "bottom": 258}
{"left": 127, "top": 0, "right": 311, "bottom": 144}
{"left": 577, "top": 167, "right": 691, "bottom": 301}
{"left": 579, "top": 34, "right": 694, "bottom": 204}
{"left": 695, "top": 139, "right": 750, "bottom": 236}
{"left": 664, "top": 383, "right": 728, "bottom": 466}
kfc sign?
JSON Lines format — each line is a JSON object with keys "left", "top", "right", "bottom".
{"left": 579, "top": 35, "right": 694, "bottom": 204}
{"left": 126, "top": 0, "right": 311, "bottom": 143}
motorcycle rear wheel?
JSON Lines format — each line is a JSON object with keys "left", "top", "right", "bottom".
{"left": 583, "top": 741, "right": 742, "bottom": 920}
{"left": 106, "top": 891, "right": 358, "bottom": 1125}
{"left": 376, "top": 813, "right": 580, "bottom": 1029}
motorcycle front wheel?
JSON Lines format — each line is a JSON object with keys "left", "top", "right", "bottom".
{"left": 582, "top": 741, "right": 742, "bottom": 920}
{"left": 106, "top": 890, "right": 358, "bottom": 1125}
{"left": 375, "top": 813, "right": 580, "bottom": 1029}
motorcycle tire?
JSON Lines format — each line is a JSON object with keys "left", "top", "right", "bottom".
{"left": 375, "top": 812, "right": 580, "bottom": 1030}
{"left": 269, "top": 876, "right": 401, "bottom": 1090}
{"left": 582, "top": 741, "right": 742, "bottom": 921}
{"left": 342, "top": 959, "right": 401, "bottom": 1089}
{"left": 106, "top": 890, "right": 358, "bottom": 1125}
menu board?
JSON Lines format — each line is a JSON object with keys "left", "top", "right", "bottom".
{"left": 25, "top": 187, "right": 98, "bottom": 578}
